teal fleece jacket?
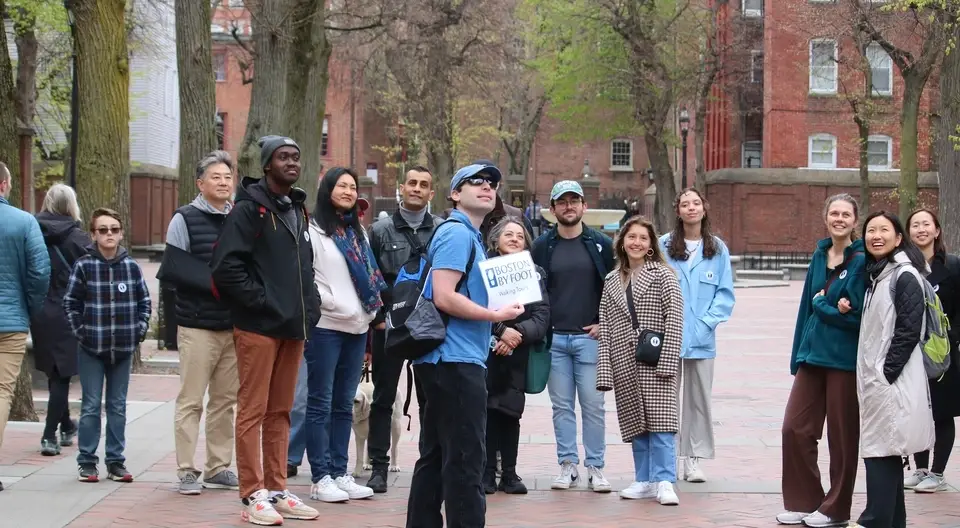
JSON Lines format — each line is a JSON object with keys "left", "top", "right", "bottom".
{"left": 790, "top": 238, "right": 867, "bottom": 375}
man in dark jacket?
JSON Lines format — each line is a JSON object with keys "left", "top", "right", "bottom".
{"left": 159, "top": 150, "right": 240, "bottom": 495}
{"left": 211, "top": 136, "right": 322, "bottom": 525}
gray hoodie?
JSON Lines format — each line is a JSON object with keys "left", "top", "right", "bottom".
{"left": 164, "top": 194, "right": 232, "bottom": 252}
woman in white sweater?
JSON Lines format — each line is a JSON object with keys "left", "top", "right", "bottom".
{"left": 304, "top": 167, "right": 387, "bottom": 503}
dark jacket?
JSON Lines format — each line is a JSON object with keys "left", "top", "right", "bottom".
{"left": 210, "top": 177, "right": 321, "bottom": 340}
{"left": 531, "top": 223, "right": 615, "bottom": 287}
{"left": 480, "top": 197, "right": 535, "bottom": 244}
{"left": 29, "top": 213, "right": 90, "bottom": 377}
{"left": 368, "top": 210, "right": 440, "bottom": 325}
{"left": 790, "top": 238, "right": 867, "bottom": 375}
{"left": 925, "top": 251, "right": 960, "bottom": 418}
{"left": 487, "top": 263, "right": 550, "bottom": 418}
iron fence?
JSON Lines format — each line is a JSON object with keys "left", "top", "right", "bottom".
{"left": 738, "top": 251, "right": 812, "bottom": 271}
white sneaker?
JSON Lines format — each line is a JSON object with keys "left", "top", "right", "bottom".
{"left": 335, "top": 475, "right": 374, "bottom": 499}
{"left": 775, "top": 511, "right": 812, "bottom": 525}
{"left": 619, "top": 481, "right": 656, "bottom": 499}
{"left": 270, "top": 490, "right": 319, "bottom": 520}
{"left": 656, "top": 481, "right": 679, "bottom": 505}
{"left": 241, "top": 489, "right": 283, "bottom": 526}
{"left": 550, "top": 461, "right": 579, "bottom": 490}
{"left": 309, "top": 475, "right": 349, "bottom": 503}
{"left": 914, "top": 472, "right": 947, "bottom": 493}
{"left": 904, "top": 468, "right": 928, "bottom": 489}
{"left": 586, "top": 465, "right": 612, "bottom": 493}
{"left": 801, "top": 510, "right": 848, "bottom": 528}
{"left": 684, "top": 457, "right": 706, "bottom": 482}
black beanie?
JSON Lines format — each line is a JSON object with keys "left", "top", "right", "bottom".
{"left": 258, "top": 135, "right": 300, "bottom": 169}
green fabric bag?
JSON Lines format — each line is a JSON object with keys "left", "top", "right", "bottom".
{"left": 525, "top": 333, "right": 552, "bottom": 394}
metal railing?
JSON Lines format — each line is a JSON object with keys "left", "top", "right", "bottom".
{"left": 738, "top": 251, "right": 812, "bottom": 271}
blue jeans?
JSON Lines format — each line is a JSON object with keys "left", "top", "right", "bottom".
{"left": 287, "top": 355, "right": 308, "bottom": 466}
{"left": 76, "top": 349, "right": 132, "bottom": 465}
{"left": 304, "top": 327, "right": 367, "bottom": 483}
{"left": 632, "top": 432, "right": 676, "bottom": 483}
{"left": 547, "top": 333, "right": 605, "bottom": 468}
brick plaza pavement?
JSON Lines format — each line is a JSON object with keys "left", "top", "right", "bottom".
{"left": 1, "top": 280, "right": 958, "bottom": 527}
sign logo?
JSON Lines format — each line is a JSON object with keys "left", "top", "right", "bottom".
{"left": 839, "top": 270, "right": 848, "bottom": 280}
{"left": 650, "top": 336, "right": 661, "bottom": 347}
{"left": 117, "top": 283, "right": 127, "bottom": 293}
{"left": 485, "top": 268, "right": 499, "bottom": 288}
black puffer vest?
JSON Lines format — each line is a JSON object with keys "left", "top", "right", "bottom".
{"left": 175, "top": 205, "right": 232, "bottom": 331}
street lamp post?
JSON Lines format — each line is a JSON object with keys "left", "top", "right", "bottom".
{"left": 64, "top": 0, "right": 79, "bottom": 189}
{"left": 679, "top": 107, "right": 690, "bottom": 190}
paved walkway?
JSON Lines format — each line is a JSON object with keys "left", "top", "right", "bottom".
{"left": 4, "top": 280, "right": 959, "bottom": 526}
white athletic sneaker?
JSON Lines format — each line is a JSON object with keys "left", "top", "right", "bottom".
{"left": 241, "top": 489, "right": 283, "bottom": 526}
{"left": 586, "top": 465, "right": 612, "bottom": 493}
{"left": 656, "top": 481, "right": 679, "bottom": 505}
{"left": 684, "top": 457, "right": 706, "bottom": 482}
{"left": 800, "top": 510, "right": 848, "bottom": 528}
{"left": 775, "top": 511, "right": 811, "bottom": 525}
{"left": 550, "top": 461, "right": 579, "bottom": 490}
{"left": 904, "top": 468, "right": 928, "bottom": 489}
{"left": 914, "top": 472, "right": 947, "bottom": 493}
{"left": 619, "top": 481, "right": 656, "bottom": 500}
{"left": 335, "top": 475, "right": 374, "bottom": 499}
{"left": 310, "top": 475, "right": 349, "bottom": 503}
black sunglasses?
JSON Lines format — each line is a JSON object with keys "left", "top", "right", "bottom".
{"left": 462, "top": 177, "right": 499, "bottom": 189}
{"left": 95, "top": 227, "right": 122, "bottom": 235}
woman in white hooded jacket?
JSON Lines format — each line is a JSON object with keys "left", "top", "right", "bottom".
{"left": 853, "top": 211, "right": 934, "bottom": 528}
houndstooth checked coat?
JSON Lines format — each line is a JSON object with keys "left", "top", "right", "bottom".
{"left": 596, "top": 260, "right": 684, "bottom": 442}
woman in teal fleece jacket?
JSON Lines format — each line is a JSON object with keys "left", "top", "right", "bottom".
{"left": 776, "top": 194, "right": 867, "bottom": 528}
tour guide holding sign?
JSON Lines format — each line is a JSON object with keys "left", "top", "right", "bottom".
{"left": 479, "top": 250, "right": 543, "bottom": 309}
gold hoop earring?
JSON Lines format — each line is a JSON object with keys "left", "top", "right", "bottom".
{"left": 646, "top": 248, "right": 654, "bottom": 257}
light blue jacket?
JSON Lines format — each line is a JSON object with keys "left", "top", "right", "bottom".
{"left": 0, "top": 196, "right": 51, "bottom": 332}
{"left": 659, "top": 234, "right": 735, "bottom": 359}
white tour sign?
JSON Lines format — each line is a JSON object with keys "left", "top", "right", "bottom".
{"left": 478, "top": 250, "right": 543, "bottom": 310}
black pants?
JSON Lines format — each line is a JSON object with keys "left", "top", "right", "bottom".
{"left": 43, "top": 370, "right": 74, "bottom": 441}
{"left": 913, "top": 418, "right": 956, "bottom": 474}
{"left": 368, "top": 329, "right": 426, "bottom": 470}
{"left": 485, "top": 409, "right": 519, "bottom": 474}
{"left": 858, "top": 456, "right": 906, "bottom": 528}
{"left": 407, "top": 362, "right": 487, "bottom": 528}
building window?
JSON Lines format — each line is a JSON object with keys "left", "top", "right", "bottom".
{"left": 213, "top": 52, "right": 226, "bottom": 82}
{"left": 742, "top": 0, "right": 762, "bottom": 17}
{"left": 227, "top": 0, "right": 244, "bottom": 7}
{"left": 321, "top": 117, "right": 329, "bottom": 157}
{"left": 751, "top": 50, "right": 763, "bottom": 83}
{"left": 808, "top": 134, "right": 837, "bottom": 168}
{"left": 867, "top": 43, "right": 892, "bottom": 96}
{"left": 611, "top": 139, "right": 633, "bottom": 170}
{"left": 809, "top": 39, "right": 838, "bottom": 94}
{"left": 215, "top": 112, "right": 225, "bottom": 150}
{"left": 867, "top": 135, "right": 892, "bottom": 170}
{"left": 742, "top": 140, "right": 762, "bottom": 168}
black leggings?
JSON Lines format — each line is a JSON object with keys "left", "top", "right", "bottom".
{"left": 485, "top": 409, "right": 520, "bottom": 474}
{"left": 42, "top": 370, "right": 74, "bottom": 441}
{"left": 913, "top": 418, "right": 956, "bottom": 474}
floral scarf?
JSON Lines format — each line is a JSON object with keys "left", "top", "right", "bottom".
{"left": 327, "top": 216, "right": 387, "bottom": 314}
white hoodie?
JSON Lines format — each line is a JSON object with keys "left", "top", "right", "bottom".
{"left": 309, "top": 221, "right": 377, "bottom": 334}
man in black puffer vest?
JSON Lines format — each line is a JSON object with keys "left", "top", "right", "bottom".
{"left": 158, "top": 150, "right": 240, "bottom": 496}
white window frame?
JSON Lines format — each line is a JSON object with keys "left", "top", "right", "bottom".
{"left": 742, "top": 0, "right": 762, "bottom": 17}
{"left": 227, "top": 0, "right": 244, "bottom": 7}
{"left": 610, "top": 139, "right": 633, "bottom": 171}
{"left": 213, "top": 52, "right": 226, "bottom": 82}
{"left": 808, "top": 133, "right": 837, "bottom": 169}
{"left": 866, "top": 134, "right": 892, "bottom": 170}
{"left": 809, "top": 39, "right": 838, "bottom": 94}
{"left": 742, "top": 140, "right": 762, "bottom": 168}
{"left": 751, "top": 50, "right": 763, "bottom": 83}
{"left": 321, "top": 117, "right": 329, "bottom": 157}
{"left": 867, "top": 43, "right": 893, "bottom": 96}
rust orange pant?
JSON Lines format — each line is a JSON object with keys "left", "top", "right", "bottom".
{"left": 233, "top": 328, "right": 304, "bottom": 499}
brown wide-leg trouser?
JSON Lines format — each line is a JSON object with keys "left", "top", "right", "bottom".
{"left": 781, "top": 364, "right": 859, "bottom": 520}
{"left": 233, "top": 328, "right": 304, "bottom": 499}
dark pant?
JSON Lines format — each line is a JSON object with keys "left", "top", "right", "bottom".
{"left": 913, "top": 418, "right": 956, "bottom": 474}
{"left": 407, "top": 362, "right": 487, "bottom": 528}
{"left": 858, "top": 456, "right": 907, "bottom": 528}
{"left": 781, "top": 365, "right": 859, "bottom": 520}
{"left": 42, "top": 369, "right": 75, "bottom": 441}
{"left": 368, "top": 329, "right": 426, "bottom": 470}
{"left": 76, "top": 350, "right": 132, "bottom": 465}
{"left": 485, "top": 409, "right": 519, "bottom": 474}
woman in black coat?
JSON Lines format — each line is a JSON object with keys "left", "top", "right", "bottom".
{"left": 904, "top": 208, "right": 960, "bottom": 492}
{"left": 30, "top": 184, "right": 90, "bottom": 456}
{"left": 482, "top": 216, "right": 550, "bottom": 495}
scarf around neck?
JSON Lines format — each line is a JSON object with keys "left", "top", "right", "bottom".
{"left": 325, "top": 216, "right": 387, "bottom": 314}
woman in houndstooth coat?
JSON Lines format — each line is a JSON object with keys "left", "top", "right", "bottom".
{"left": 596, "top": 216, "right": 684, "bottom": 505}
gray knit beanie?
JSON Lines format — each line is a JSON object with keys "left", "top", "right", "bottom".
{"left": 258, "top": 135, "right": 300, "bottom": 169}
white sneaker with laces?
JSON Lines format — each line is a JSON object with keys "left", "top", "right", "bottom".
{"left": 800, "top": 510, "right": 847, "bottom": 528}
{"left": 904, "top": 468, "right": 928, "bottom": 489}
{"left": 914, "top": 472, "right": 947, "bottom": 493}
{"left": 656, "top": 481, "right": 679, "bottom": 505}
{"left": 586, "top": 465, "right": 612, "bottom": 493}
{"left": 241, "top": 489, "right": 283, "bottom": 526}
{"left": 684, "top": 457, "right": 706, "bottom": 483}
{"left": 775, "top": 511, "right": 811, "bottom": 525}
{"left": 550, "top": 461, "right": 579, "bottom": 490}
{"left": 271, "top": 490, "right": 319, "bottom": 520}
{"left": 310, "top": 475, "right": 349, "bottom": 503}
{"left": 335, "top": 475, "right": 374, "bottom": 499}
{"left": 619, "top": 481, "right": 656, "bottom": 500}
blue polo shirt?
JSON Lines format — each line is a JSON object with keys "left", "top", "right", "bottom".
{"left": 415, "top": 209, "right": 491, "bottom": 367}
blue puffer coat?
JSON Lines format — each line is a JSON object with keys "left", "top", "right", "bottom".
{"left": 0, "top": 196, "right": 51, "bottom": 332}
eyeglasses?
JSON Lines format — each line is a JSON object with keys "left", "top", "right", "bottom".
{"left": 554, "top": 198, "right": 583, "bottom": 208}
{"left": 95, "top": 227, "right": 122, "bottom": 235}
{"left": 462, "top": 177, "right": 498, "bottom": 189}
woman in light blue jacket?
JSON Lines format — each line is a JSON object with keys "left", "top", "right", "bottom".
{"left": 658, "top": 188, "right": 735, "bottom": 484}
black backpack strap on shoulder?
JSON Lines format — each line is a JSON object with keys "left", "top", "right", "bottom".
{"left": 402, "top": 361, "right": 414, "bottom": 431}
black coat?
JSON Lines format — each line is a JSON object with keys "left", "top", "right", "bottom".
{"left": 29, "top": 212, "right": 91, "bottom": 378}
{"left": 928, "top": 251, "right": 960, "bottom": 419}
{"left": 486, "top": 263, "right": 550, "bottom": 419}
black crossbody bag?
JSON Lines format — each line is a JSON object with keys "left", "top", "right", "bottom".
{"left": 626, "top": 282, "right": 664, "bottom": 367}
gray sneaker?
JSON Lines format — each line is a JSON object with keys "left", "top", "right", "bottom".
{"left": 203, "top": 469, "right": 239, "bottom": 490}
{"left": 179, "top": 473, "right": 201, "bottom": 495}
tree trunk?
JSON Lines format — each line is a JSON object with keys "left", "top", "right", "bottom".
{"left": 855, "top": 116, "right": 871, "bottom": 214}
{"left": 14, "top": 15, "right": 38, "bottom": 129}
{"left": 937, "top": 31, "right": 960, "bottom": 252}
{"left": 644, "top": 133, "right": 677, "bottom": 234}
{"left": 175, "top": 0, "right": 217, "bottom": 205}
{"left": 694, "top": 100, "right": 707, "bottom": 193}
{"left": 8, "top": 357, "right": 37, "bottom": 422}
{"left": 0, "top": 0, "right": 20, "bottom": 207}
{"left": 898, "top": 76, "right": 924, "bottom": 220}
{"left": 427, "top": 144, "right": 455, "bottom": 213}
{"left": 72, "top": 0, "right": 131, "bottom": 227}
{"left": 236, "top": 0, "right": 295, "bottom": 179}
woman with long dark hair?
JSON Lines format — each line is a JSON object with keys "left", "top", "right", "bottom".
{"left": 303, "top": 167, "right": 386, "bottom": 503}
{"left": 852, "top": 211, "right": 933, "bottom": 528}
{"left": 902, "top": 208, "right": 960, "bottom": 493}
{"left": 658, "top": 188, "right": 735, "bottom": 483}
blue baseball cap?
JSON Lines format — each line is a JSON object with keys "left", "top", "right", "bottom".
{"left": 550, "top": 180, "right": 584, "bottom": 201}
{"left": 450, "top": 163, "right": 503, "bottom": 192}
